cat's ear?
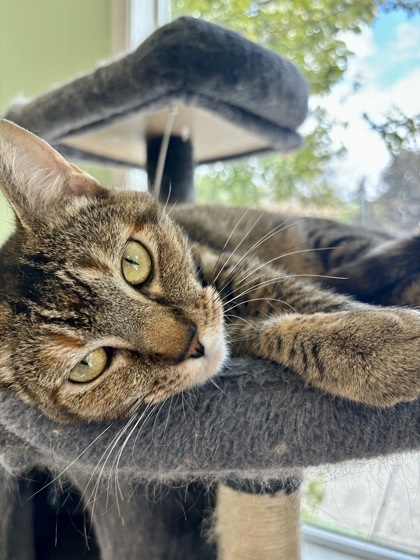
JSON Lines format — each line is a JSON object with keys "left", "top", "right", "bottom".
{"left": 0, "top": 119, "right": 105, "bottom": 224}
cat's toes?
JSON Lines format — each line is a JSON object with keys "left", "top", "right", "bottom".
{"left": 379, "top": 309, "right": 420, "bottom": 404}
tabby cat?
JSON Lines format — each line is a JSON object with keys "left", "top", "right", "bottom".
{"left": 1, "top": 118, "right": 420, "bottom": 559}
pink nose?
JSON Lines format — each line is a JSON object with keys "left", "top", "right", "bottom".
{"left": 183, "top": 325, "right": 205, "bottom": 360}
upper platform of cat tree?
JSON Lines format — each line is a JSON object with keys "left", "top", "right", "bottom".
{"left": 4, "top": 17, "right": 308, "bottom": 169}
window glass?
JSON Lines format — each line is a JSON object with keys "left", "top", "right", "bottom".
{"left": 172, "top": 1, "right": 420, "bottom": 235}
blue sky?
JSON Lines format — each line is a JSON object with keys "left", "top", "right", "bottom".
{"left": 316, "top": 7, "right": 420, "bottom": 198}
{"left": 370, "top": 9, "right": 420, "bottom": 88}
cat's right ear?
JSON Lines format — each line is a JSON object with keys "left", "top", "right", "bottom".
{"left": 0, "top": 119, "right": 106, "bottom": 226}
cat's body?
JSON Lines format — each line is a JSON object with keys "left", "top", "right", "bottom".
{"left": 1, "top": 118, "right": 420, "bottom": 559}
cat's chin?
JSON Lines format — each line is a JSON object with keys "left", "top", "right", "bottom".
{"left": 144, "top": 328, "right": 229, "bottom": 405}
{"left": 187, "top": 328, "right": 229, "bottom": 386}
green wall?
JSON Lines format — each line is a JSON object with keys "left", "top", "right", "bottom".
{"left": 0, "top": 0, "right": 111, "bottom": 111}
{"left": 0, "top": 0, "right": 112, "bottom": 244}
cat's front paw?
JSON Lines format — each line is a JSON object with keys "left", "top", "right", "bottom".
{"left": 324, "top": 307, "right": 420, "bottom": 406}
{"left": 375, "top": 308, "right": 420, "bottom": 405}
{"left": 244, "top": 308, "right": 420, "bottom": 408}
{"left": 327, "top": 307, "right": 420, "bottom": 407}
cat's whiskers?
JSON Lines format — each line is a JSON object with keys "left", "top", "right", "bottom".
{"left": 28, "top": 421, "right": 118, "bottom": 502}
{"left": 85, "top": 411, "right": 144, "bottom": 516}
{"left": 227, "top": 296, "right": 298, "bottom": 315}
{"left": 180, "top": 388, "right": 196, "bottom": 415}
{"left": 211, "top": 211, "right": 266, "bottom": 285}
{"left": 107, "top": 402, "right": 150, "bottom": 501}
{"left": 234, "top": 246, "right": 338, "bottom": 289}
{"left": 80, "top": 398, "right": 147, "bottom": 515}
{"left": 112, "top": 402, "right": 158, "bottom": 514}
{"left": 160, "top": 395, "right": 174, "bottom": 439}
{"left": 220, "top": 273, "right": 347, "bottom": 312}
{"left": 224, "top": 314, "right": 256, "bottom": 329}
{"left": 108, "top": 399, "right": 153, "bottom": 494}
{"left": 150, "top": 398, "right": 170, "bottom": 443}
{"left": 208, "top": 376, "right": 227, "bottom": 396}
{"left": 215, "top": 216, "right": 309, "bottom": 292}
{"left": 162, "top": 182, "right": 173, "bottom": 214}
{"left": 130, "top": 400, "right": 160, "bottom": 452}
{"left": 209, "top": 207, "right": 253, "bottom": 281}
{"left": 181, "top": 390, "right": 187, "bottom": 423}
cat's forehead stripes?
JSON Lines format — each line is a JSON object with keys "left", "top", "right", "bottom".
{"left": 73, "top": 254, "right": 113, "bottom": 275}
{"left": 49, "top": 332, "right": 86, "bottom": 350}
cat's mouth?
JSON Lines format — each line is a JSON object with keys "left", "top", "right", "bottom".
{"left": 180, "top": 325, "right": 228, "bottom": 389}
{"left": 144, "top": 290, "right": 228, "bottom": 404}
{"left": 142, "top": 330, "right": 227, "bottom": 405}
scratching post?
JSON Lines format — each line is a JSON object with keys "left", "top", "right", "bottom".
{"left": 215, "top": 485, "right": 301, "bottom": 560}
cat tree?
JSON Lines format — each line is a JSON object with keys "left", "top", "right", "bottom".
{"left": 1, "top": 17, "right": 419, "bottom": 560}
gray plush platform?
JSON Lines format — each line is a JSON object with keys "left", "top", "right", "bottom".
{"left": 2, "top": 361, "right": 419, "bottom": 478}
{"left": 1, "top": 361, "right": 419, "bottom": 560}
{"left": 4, "top": 17, "right": 308, "bottom": 168}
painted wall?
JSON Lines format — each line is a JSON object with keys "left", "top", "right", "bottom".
{"left": 0, "top": 0, "right": 112, "bottom": 244}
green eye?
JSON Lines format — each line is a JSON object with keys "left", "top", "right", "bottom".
{"left": 69, "top": 348, "right": 108, "bottom": 383}
{"left": 122, "top": 241, "right": 152, "bottom": 285}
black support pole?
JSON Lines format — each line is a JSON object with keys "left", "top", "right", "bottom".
{"left": 146, "top": 136, "right": 195, "bottom": 204}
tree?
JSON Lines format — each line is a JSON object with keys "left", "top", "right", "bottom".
{"left": 372, "top": 149, "right": 420, "bottom": 231}
{"left": 172, "top": 0, "right": 419, "bottom": 210}
{"left": 364, "top": 110, "right": 420, "bottom": 156}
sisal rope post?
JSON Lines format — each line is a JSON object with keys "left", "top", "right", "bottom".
{"left": 215, "top": 483, "right": 301, "bottom": 560}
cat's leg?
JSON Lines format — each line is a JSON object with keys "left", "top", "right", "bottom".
{"left": 319, "top": 236, "right": 420, "bottom": 307}
{"left": 230, "top": 307, "right": 420, "bottom": 407}
{"left": 215, "top": 485, "right": 301, "bottom": 560}
{"left": 196, "top": 246, "right": 420, "bottom": 407}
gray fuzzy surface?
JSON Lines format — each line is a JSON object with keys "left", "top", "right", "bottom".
{"left": 0, "top": 358, "right": 419, "bottom": 559}
{"left": 2, "top": 359, "right": 419, "bottom": 478}
{"left": 4, "top": 17, "right": 308, "bottom": 165}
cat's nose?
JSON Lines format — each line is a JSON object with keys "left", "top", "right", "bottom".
{"left": 182, "top": 325, "right": 205, "bottom": 360}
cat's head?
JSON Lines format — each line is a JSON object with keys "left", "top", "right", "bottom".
{"left": 0, "top": 119, "right": 227, "bottom": 422}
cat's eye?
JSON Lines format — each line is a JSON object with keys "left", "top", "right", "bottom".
{"left": 69, "top": 348, "right": 109, "bottom": 383}
{"left": 122, "top": 241, "right": 152, "bottom": 285}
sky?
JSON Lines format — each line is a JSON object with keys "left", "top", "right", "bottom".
{"left": 316, "top": 8, "right": 420, "bottom": 200}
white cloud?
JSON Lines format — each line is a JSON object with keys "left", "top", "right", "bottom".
{"left": 393, "top": 20, "right": 420, "bottom": 62}
{"left": 386, "top": 68, "right": 420, "bottom": 115}
{"left": 339, "top": 26, "right": 379, "bottom": 86}
{"left": 311, "top": 23, "right": 420, "bottom": 200}
{"left": 344, "top": 25, "right": 376, "bottom": 59}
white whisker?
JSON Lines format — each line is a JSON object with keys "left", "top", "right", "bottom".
{"left": 227, "top": 296, "right": 298, "bottom": 314}
{"left": 28, "top": 422, "right": 117, "bottom": 502}
{"left": 235, "top": 247, "right": 338, "bottom": 288}
{"left": 210, "top": 207, "right": 253, "bottom": 280}
{"left": 212, "top": 211, "right": 265, "bottom": 284}
{"left": 216, "top": 217, "right": 309, "bottom": 292}
{"left": 222, "top": 273, "right": 347, "bottom": 309}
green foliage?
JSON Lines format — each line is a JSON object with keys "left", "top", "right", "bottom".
{"left": 302, "top": 473, "right": 326, "bottom": 522}
{"left": 197, "top": 107, "right": 345, "bottom": 208}
{"left": 172, "top": 0, "right": 419, "bottom": 209}
{"left": 380, "top": 0, "right": 420, "bottom": 15}
{"left": 173, "top": 0, "right": 379, "bottom": 94}
{"left": 363, "top": 110, "right": 420, "bottom": 155}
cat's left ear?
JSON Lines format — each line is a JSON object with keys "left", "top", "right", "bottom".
{"left": 0, "top": 119, "right": 105, "bottom": 224}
